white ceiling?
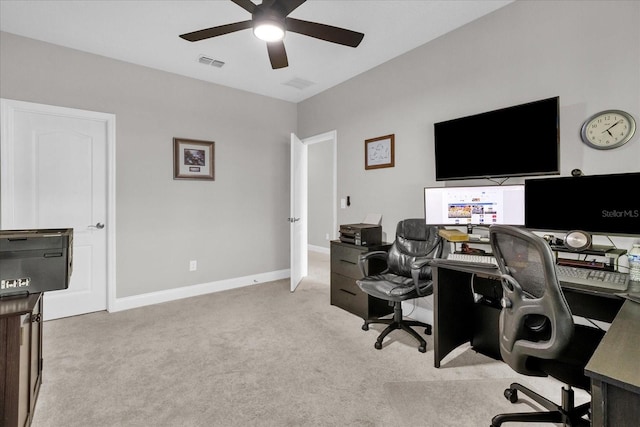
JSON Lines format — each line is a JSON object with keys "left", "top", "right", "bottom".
{"left": 0, "top": 0, "right": 514, "bottom": 103}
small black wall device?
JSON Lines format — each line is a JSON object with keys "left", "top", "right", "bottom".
{"left": 0, "top": 228, "right": 73, "bottom": 297}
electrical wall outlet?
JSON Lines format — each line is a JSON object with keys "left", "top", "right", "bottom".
{"left": 325, "top": 233, "right": 330, "bottom": 240}
{"left": 189, "top": 260, "right": 197, "bottom": 271}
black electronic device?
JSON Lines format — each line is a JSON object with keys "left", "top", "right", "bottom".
{"left": 339, "top": 223, "right": 382, "bottom": 246}
{"left": 0, "top": 228, "right": 73, "bottom": 297}
{"left": 525, "top": 172, "right": 640, "bottom": 236}
{"left": 433, "top": 96, "right": 560, "bottom": 181}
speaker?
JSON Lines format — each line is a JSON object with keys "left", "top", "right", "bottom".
{"left": 564, "top": 230, "right": 592, "bottom": 251}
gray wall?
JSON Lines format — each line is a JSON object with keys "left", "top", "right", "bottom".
{"left": 2, "top": 1, "right": 639, "bottom": 305}
{"left": 0, "top": 32, "right": 297, "bottom": 298}
{"left": 298, "top": 0, "right": 640, "bottom": 247}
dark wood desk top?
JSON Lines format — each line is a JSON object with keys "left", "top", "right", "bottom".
{"left": 585, "top": 299, "right": 640, "bottom": 394}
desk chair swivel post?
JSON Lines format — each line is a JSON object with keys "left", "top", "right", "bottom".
{"left": 488, "top": 224, "right": 605, "bottom": 427}
{"left": 356, "top": 219, "right": 446, "bottom": 353}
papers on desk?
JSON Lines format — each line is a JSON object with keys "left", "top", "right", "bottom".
{"left": 363, "top": 213, "right": 382, "bottom": 225}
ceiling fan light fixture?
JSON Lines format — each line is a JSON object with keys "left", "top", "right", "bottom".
{"left": 180, "top": 0, "right": 365, "bottom": 69}
{"left": 253, "top": 21, "right": 285, "bottom": 42}
{"left": 253, "top": 18, "right": 284, "bottom": 42}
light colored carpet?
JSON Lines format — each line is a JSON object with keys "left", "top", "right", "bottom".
{"left": 385, "top": 378, "right": 584, "bottom": 427}
{"left": 30, "top": 251, "right": 586, "bottom": 427}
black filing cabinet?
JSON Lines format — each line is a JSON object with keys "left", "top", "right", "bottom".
{"left": 330, "top": 240, "right": 392, "bottom": 319}
{"left": 1, "top": 293, "right": 43, "bottom": 427}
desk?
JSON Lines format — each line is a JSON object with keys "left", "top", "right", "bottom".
{"left": 431, "top": 261, "right": 626, "bottom": 369}
{"left": 431, "top": 260, "right": 640, "bottom": 427}
{"left": 586, "top": 299, "right": 640, "bottom": 427}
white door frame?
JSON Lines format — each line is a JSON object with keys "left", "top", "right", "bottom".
{"left": 290, "top": 132, "right": 307, "bottom": 292}
{"left": 290, "top": 130, "right": 337, "bottom": 291}
{"left": 0, "top": 98, "right": 117, "bottom": 314}
{"left": 303, "top": 130, "right": 338, "bottom": 243}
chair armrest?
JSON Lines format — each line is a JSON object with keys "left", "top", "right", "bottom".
{"left": 357, "top": 251, "right": 388, "bottom": 277}
{"left": 411, "top": 258, "right": 435, "bottom": 297}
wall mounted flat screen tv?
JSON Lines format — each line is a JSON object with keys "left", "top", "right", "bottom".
{"left": 424, "top": 185, "right": 525, "bottom": 228}
{"left": 525, "top": 172, "right": 640, "bottom": 236}
{"left": 434, "top": 96, "right": 560, "bottom": 181}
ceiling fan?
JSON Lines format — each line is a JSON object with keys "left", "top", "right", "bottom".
{"left": 179, "top": 0, "right": 365, "bottom": 69}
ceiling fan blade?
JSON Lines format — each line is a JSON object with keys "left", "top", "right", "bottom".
{"left": 179, "top": 20, "right": 253, "bottom": 42}
{"left": 285, "top": 18, "right": 364, "bottom": 47}
{"left": 231, "top": 0, "right": 257, "bottom": 14}
{"left": 266, "top": 41, "right": 289, "bottom": 69}
{"left": 273, "top": 0, "right": 307, "bottom": 16}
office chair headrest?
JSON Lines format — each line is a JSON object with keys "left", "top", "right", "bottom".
{"left": 397, "top": 218, "right": 432, "bottom": 241}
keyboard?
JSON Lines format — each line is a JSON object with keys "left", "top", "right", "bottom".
{"left": 445, "top": 253, "right": 499, "bottom": 268}
{"left": 556, "top": 265, "right": 629, "bottom": 291}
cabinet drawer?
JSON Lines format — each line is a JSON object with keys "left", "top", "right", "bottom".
{"left": 331, "top": 245, "right": 365, "bottom": 279}
{"left": 330, "top": 273, "right": 368, "bottom": 318}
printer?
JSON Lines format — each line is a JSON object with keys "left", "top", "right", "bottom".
{"left": 0, "top": 228, "right": 73, "bottom": 297}
{"left": 339, "top": 223, "right": 382, "bottom": 246}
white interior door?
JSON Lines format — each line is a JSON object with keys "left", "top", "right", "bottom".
{"left": 290, "top": 133, "right": 308, "bottom": 292}
{"left": 1, "top": 99, "right": 115, "bottom": 320}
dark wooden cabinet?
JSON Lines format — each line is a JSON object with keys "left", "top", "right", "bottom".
{"left": 330, "top": 240, "right": 392, "bottom": 319}
{"left": 1, "top": 293, "right": 43, "bottom": 427}
{"left": 586, "top": 300, "right": 640, "bottom": 427}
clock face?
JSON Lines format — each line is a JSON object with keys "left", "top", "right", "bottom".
{"left": 580, "top": 110, "right": 636, "bottom": 150}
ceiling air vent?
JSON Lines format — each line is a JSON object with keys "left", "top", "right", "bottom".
{"left": 282, "top": 77, "right": 315, "bottom": 90}
{"left": 198, "top": 55, "right": 225, "bottom": 68}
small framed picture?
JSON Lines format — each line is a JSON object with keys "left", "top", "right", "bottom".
{"left": 173, "top": 137, "right": 215, "bottom": 180}
{"left": 365, "top": 134, "right": 395, "bottom": 170}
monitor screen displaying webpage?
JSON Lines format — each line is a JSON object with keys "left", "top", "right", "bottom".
{"left": 424, "top": 185, "right": 525, "bottom": 227}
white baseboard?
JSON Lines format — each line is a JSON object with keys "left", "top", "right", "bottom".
{"left": 308, "top": 244, "right": 330, "bottom": 254}
{"left": 110, "top": 269, "right": 290, "bottom": 313}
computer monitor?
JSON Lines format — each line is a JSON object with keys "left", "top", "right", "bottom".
{"left": 525, "top": 172, "right": 640, "bottom": 236}
{"left": 424, "top": 185, "right": 525, "bottom": 230}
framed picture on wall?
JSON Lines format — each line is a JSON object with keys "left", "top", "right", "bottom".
{"left": 173, "top": 137, "right": 215, "bottom": 180}
{"left": 365, "top": 134, "right": 395, "bottom": 170}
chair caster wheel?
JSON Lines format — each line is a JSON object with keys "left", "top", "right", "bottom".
{"left": 374, "top": 341, "right": 382, "bottom": 350}
{"left": 425, "top": 325, "right": 432, "bottom": 335}
{"left": 362, "top": 323, "right": 369, "bottom": 331}
{"left": 418, "top": 345, "right": 426, "bottom": 353}
{"left": 504, "top": 388, "right": 518, "bottom": 403}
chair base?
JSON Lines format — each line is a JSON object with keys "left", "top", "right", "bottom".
{"left": 490, "top": 383, "right": 590, "bottom": 427}
{"left": 362, "top": 301, "right": 432, "bottom": 353}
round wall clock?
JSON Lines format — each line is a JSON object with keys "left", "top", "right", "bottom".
{"left": 580, "top": 109, "right": 636, "bottom": 150}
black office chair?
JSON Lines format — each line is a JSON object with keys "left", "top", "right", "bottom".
{"left": 488, "top": 224, "right": 606, "bottom": 427}
{"left": 356, "top": 219, "right": 447, "bottom": 353}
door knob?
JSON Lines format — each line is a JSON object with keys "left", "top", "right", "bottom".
{"left": 88, "top": 223, "right": 105, "bottom": 229}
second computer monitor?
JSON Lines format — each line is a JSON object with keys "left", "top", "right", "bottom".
{"left": 424, "top": 185, "right": 525, "bottom": 228}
